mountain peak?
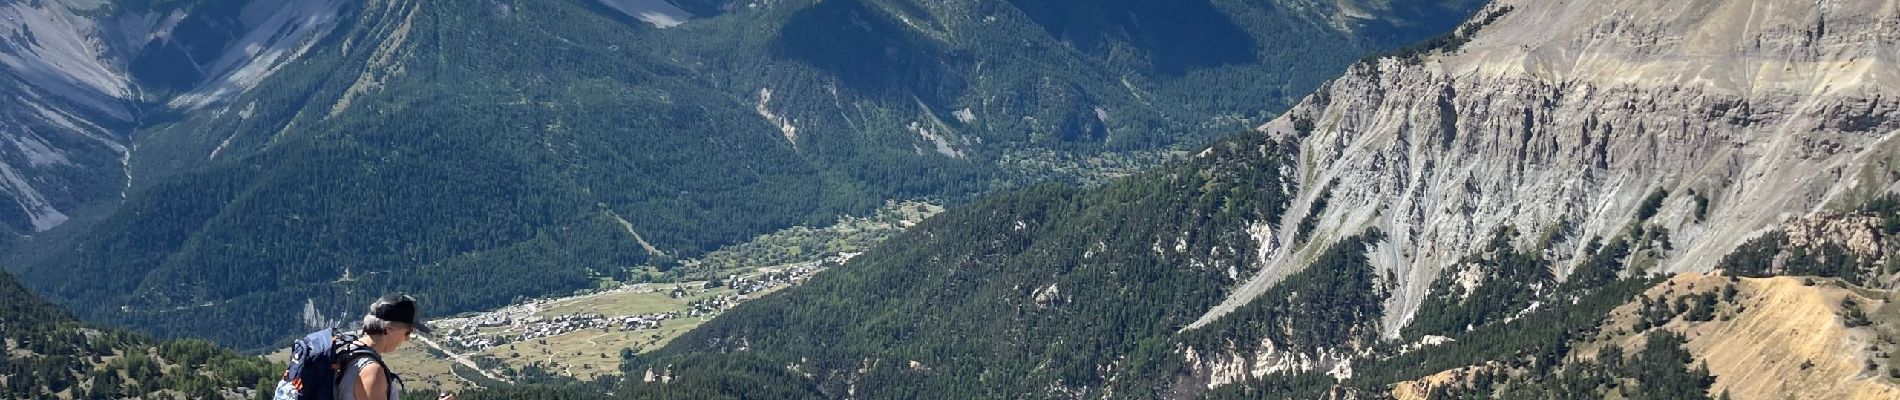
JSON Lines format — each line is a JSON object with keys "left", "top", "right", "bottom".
{"left": 1445, "top": 0, "right": 1900, "bottom": 96}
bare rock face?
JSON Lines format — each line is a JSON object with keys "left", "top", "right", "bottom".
{"left": 0, "top": 0, "right": 346, "bottom": 234}
{"left": 1184, "top": 338, "right": 1355, "bottom": 389}
{"left": 0, "top": 0, "right": 137, "bottom": 233}
{"left": 1186, "top": 0, "right": 1900, "bottom": 380}
{"left": 1782, "top": 214, "right": 1884, "bottom": 257}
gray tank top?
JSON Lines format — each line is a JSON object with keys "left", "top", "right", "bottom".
{"left": 336, "top": 354, "right": 402, "bottom": 400}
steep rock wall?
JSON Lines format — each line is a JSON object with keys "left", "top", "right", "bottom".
{"left": 1197, "top": 0, "right": 1900, "bottom": 339}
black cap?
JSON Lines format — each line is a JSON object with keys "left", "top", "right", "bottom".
{"left": 370, "top": 294, "right": 432, "bottom": 334}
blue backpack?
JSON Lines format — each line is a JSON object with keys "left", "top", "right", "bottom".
{"left": 273, "top": 328, "right": 381, "bottom": 400}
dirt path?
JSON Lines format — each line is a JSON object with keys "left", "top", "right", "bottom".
{"left": 584, "top": 332, "right": 613, "bottom": 347}
{"left": 413, "top": 335, "right": 514, "bottom": 385}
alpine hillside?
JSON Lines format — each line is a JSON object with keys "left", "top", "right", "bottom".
{"left": 605, "top": 0, "right": 1900, "bottom": 398}
{"left": 1212, "top": 0, "right": 1900, "bottom": 341}
{"left": 0, "top": 269, "right": 280, "bottom": 399}
{"left": 0, "top": 0, "right": 1487, "bottom": 350}
{"left": 0, "top": 0, "right": 343, "bottom": 237}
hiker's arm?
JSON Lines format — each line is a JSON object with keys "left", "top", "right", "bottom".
{"left": 357, "top": 362, "right": 389, "bottom": 400}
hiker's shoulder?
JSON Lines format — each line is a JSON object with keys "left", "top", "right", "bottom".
{"left": 356, "top": 359, "right": 387, "bottom": 378}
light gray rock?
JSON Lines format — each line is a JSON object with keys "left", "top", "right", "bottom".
{"left": 1185, "top": 0, "right": 1900, "bottom": 386}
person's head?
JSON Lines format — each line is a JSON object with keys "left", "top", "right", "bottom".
{"left": 361, "top": 294, "right": 432, "bottom": 352}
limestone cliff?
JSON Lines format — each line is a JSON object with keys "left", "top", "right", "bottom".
{"left": 1179, "top": 0, "right": 1900, "bottom": 387}
{"left": 1201, "top": 0, "right": 1900, "bottom": 333}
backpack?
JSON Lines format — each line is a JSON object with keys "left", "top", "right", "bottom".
{"left": 272, "top": 328, "right": 383, "bottom": 400}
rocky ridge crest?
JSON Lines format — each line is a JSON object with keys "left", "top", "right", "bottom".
{"left": 1185, "top": 0, "right": 1900, "bottom": 385}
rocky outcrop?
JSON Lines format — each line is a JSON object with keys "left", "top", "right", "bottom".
{"left": 1182, "top": 338, "right": 1355, "bottom": 389}
{"left": 1191, "top": 0, "right": 1900, "bottom": 346}
{"left": 1782, "top": 214, "right": 1885, "bottom": 257}
{"left": 0, "top": 0, "right": 347, "bottom": 234}
{"left": 0, "top": 0, "right": 138, "bottom": 233}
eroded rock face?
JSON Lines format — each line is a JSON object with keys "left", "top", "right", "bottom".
{"left": 1783, "top": 215, "right": 1885, "bottom": 257}
{"left": 1182, "top": 338, "right": 1355, "bottom": 389}
{"left": 0, "top": 0, "right": 136, "bottom": 233}
{"left": 1186, "top": 0, "right": 1900, "bottom": 384}
{"left": 0, "top": 0, "right": 347, "bottom": 234}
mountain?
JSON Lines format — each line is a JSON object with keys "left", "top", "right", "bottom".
{"left": 628, "top": 136, "right": 1301, "bottom": 398}
{"left": 0, "top": 0, "right": 349, "bottom": 238}
{"left": 607, "top": 0, "right": 1900, "bottom": 398}
{"left": 0, "top": 269, "right": 278, "bottom": 399}
{"left": 0, "top": 0, "right": 1488, "bottom": 350}
{"left": 1207, "top": 0, "right": 1900, "bottom": 338}
{"left": 0, "top": 0, "right": 1877, "bottom": 397}
{"left": 0, "top": 0, "right": 143, "bottom": 236}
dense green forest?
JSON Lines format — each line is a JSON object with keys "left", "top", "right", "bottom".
{"left": 6, "top": 0, "right": 1488, "bottom": 350}
{"left": 1403, "top": 227, "right": 1556, "bottom": 338}
{"left": 1178, "top": 231, "right": 1389, "bottom": 358}
{"left": 1, "top": 2, "right": 1878, "bottom": 400}
{"left": 586, "top": 149, "right": 1717, "bottom": 399}
{"left": 1406, "top": 332, "right": 1716, "bottom": 400}
{"left": 0, "top": 270, "right": 280, "bottom": 399}
{"left": 619, "top": 133, "right": 1298, "bottom": 398}
{"left": 549, "top": 171, "right": 1723, "bottom": 399}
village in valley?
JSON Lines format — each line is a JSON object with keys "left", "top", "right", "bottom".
{"left": 383, "top": 201, "right": 943, "bottom": 390}
{"left": 432, "top": 258, "right": 839, "bottom": 354}
{"left": 385, "top": 256, "right": 850, "bottom": 389}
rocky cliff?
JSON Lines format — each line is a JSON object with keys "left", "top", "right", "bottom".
{"left": 1179, "top": 0, "right": 1900, "bottom": 386}
{"left": 3, "top": 0, "right": 1495, "bottom": 351}
{"left": 1205, "top": 0, "right": 1900, "bottom": 331}
{"left": 0, "top": 0, "right": 346, "bottom": 235}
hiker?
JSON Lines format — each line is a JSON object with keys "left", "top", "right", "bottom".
{"left": 337, "top": 294, "right": 452, "bottom": 400}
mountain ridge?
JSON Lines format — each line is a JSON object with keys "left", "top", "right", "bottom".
{"left": 1, "top": 0, "right": 1489, "bottom": 350}
{"left": 610, "top": 0, "right": 1900, "bottom": 398}
{"left": 1197, "top": 0, "right": 1900, "bottom": 337}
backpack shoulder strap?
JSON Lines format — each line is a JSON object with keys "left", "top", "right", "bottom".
{"left": 332, "top": 335, "right": 399, "bottom": 386}
{"left": 332, "top": 336, "right": 391, "bottom": 384}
